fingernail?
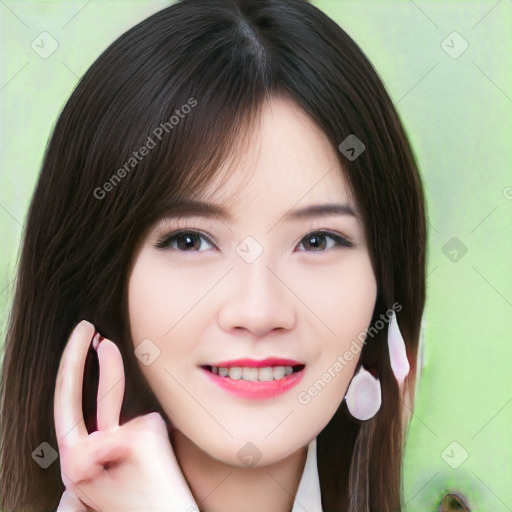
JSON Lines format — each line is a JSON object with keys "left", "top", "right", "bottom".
{"left": 71, "top": 320, "right": 92, "bottom": 342}
{"left": 92, "top": 332, "right": 102, "bottom": 351}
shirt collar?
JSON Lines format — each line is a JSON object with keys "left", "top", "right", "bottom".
{"left": 291, "top": 437, "right": 322, "bottom": 512}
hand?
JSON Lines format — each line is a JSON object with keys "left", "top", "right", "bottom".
{"left": 54, "top": 320, "right": 200, "bottom": 511}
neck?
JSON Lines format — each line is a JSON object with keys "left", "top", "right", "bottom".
{"left": 170, "top": 428, "right": 309, "bottom": 512}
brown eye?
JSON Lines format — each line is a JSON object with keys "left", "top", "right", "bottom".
{"left": 155, "top": 230, "right": 215, "bottom": 252}
{"left": 297, "top": 231, "right": 354, "bottom": 252}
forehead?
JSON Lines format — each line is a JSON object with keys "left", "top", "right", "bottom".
{"left": 195, "top": 95, "right": 356, "bottom": 214}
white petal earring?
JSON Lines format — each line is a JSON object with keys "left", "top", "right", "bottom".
{"left": 387, "top": 309, "right": 410, "bottom": 385}
{"left": 345, "top": 365, "right": 381, "bottom": 421}
{"left": 345, "top": 309, "right": 410, "bottom": 421}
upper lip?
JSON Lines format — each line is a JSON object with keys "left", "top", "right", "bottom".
{"left": 202, "top": 358, "right": 304, "bottom": 368}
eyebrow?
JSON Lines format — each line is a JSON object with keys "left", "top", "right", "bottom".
{"left": 161, "top": 200, "right": 358, "bottom": 222}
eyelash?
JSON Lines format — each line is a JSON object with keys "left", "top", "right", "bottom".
{"left": 154, "top": 226, "right": 355, "bottom": 252}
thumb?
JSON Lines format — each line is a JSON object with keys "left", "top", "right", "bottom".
{"left": 88, "top": 429, "right": 129, "bottom": 467}
{"left": 67, "top": 430, "right": 129, "bottom": 483}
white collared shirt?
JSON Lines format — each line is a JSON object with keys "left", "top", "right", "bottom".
{"left": 291, "top": 437, "right": 323, "bottom": 512}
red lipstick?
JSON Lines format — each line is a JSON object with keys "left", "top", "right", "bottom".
{"left": 200, "top": 358, "right": 305, "bottom": 400}
{"left": 208, "top": 357, "right": 303, "bottom": 368}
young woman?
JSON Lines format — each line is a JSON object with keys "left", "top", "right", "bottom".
{"left": 0, "top": 0, "right": 427, "bottom": 510}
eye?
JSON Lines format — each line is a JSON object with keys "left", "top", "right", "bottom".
{"left": 296, "top": 231, "right": 354, "bottom": 252}
{"left": 155, "top": 230, "right": 216, "bottom": 252}
{"left": 155, "top": 228, "right": 354, "bottom": 253}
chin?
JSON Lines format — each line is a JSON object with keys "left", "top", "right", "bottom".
{"left": 202, "top": 433, "right": 309, "bottom": 469}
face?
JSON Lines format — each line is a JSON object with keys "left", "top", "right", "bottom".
{"left": 127, "top": 95, "right": 377, "bottom": 467}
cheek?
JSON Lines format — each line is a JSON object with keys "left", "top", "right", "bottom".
{"left": 128, "top": 253, "right": 214, "bottom": 345}
{"left": 289, "top": 252, "right": 377, "bottom": 340}
{"left": 334, "top": 262, "right": 377, "bottom": 344}
{"left": 127, "top": 253, "right": 207, "bottom": 408}
{"left": 127, "top": 252, "right": 222, "bottom": 403}
{"left": 292, "top": 253, "right": 377, "bottom": 416}
{"left": 128, "top": 266, "right": 171, "bottom": 346}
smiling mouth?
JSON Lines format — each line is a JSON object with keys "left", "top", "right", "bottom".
{"left": 199, "top": 362, "right": 306, "bottom": 400}
{"left": 201, "top": 364, "right": 305, "bottom": 382}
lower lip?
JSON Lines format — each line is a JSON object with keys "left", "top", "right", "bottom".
{"left": 200, "top": 367, "right": 305, "bottom": 400}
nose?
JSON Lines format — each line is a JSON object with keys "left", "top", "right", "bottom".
{"left": 217, "top": 256, "right": 296, "bottom": 337}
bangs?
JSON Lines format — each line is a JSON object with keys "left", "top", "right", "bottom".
{"left": 82, "top": 1, "right": 278, "bottom": 244}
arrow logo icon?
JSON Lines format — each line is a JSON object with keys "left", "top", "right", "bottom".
{"left": 135, "top": 339, "right": 161, "bottom": 366}
{"left": 237, "top": 441, "right": 262, "bottom": 467}
{"left": 338, "top": 134, "right": 365, "bottom": 161}
{"left": 236, "top": 236, "right": 263, "bottom": 264}
{"left": 442, "top": 236, "right": 467, "bottom": 263}
{"left": 31, "top": 442, "right": 58, "bottom": 468}
{"left": 34, "top": 448, "right": 45, "bottom": 458}
{"left": 441, "top": 31, "right": 468, "bottom": 59}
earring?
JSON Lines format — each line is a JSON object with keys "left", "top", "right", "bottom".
{"left": 345, "top": 365, "right": 381, "bottom": 421}
{"left": 387, "top": 310, "right": 410, "bottom": 385}
{"left": 345, "top": 310, "right": 410, "bottom": 421}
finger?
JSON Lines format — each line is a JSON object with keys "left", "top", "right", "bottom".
{"left": 54, "top": 320, "right": 95, "bottom": 444}
{"left": 88, "top": 429, "right": 130, "bottom": 467}
{"left": 96, "top": 339, "right": 125, "bottom": 431}
{"left": 56, "top": 490, "right": 88, "bottom": 512}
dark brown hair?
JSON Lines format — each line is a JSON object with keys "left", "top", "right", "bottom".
{"left": 0, "top": 0, "right": 426, "bottom": 510}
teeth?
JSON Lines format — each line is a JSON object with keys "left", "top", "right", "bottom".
{"left": 242, "top": 367, "right": 259, "bottom": 381}
{"left": 210, "top": 365, "right": 298, "bottom": 382}
{"left": 273, "top": 366, "right": 285, "bottom": 380}
{"left": 229, "top": 367, "right": 242, "bottom": 380}
{"left": 258, "top": 367, "right": 274, "bottom": 382}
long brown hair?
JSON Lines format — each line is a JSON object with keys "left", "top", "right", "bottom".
{"left": 0, "top": 0, "right": 426, "bottom": 510}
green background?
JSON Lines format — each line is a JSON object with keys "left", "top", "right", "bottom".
{"left": 1, "top": 1, "right": 511, "bottom": 510}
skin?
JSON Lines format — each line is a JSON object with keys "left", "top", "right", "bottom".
{"left": 54, "top": 322, "right": 200, "bottom": 511}
{"left": 126, "top": 95, "right": 378, "bottom": 512}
